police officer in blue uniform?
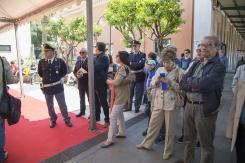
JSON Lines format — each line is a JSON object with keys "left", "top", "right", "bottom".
{"left": 38, "top": 43, "right": 72, "bottom": 128}
{"left": 125, "top": 40, "right": 146, "bottom": 113}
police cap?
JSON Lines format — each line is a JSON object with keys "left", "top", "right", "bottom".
{"left": 43, "top": 43, "right": 55, "bottom": 51}
{"left": 132, "top": 40, "right": 141, "bottom": 45}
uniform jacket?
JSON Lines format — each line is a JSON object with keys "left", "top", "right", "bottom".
{"left": 38, "top": 57, "right": 67, "bottom": 95}
{"left": 94, "top": 52, "right": 109, "bottom": 89}
{"left": 151, "top": 66, "right": 183, "bottom": 111}
{"left": 129, "top": 51, "right": 146, "bottom": 82}
{"left": 232, "top": 64, "right": 245, "bottom": 93}
{"left": 226, "top": 80, "right": 245, "bottom": 151}
{"left": 73, "top": 57, "right": 88, "bottom": 87}
{"left": 0, "top": 57, "right": 15, "bottom": 98}
{"left": 180, "top": 55, "right": 226, "bottom": 117}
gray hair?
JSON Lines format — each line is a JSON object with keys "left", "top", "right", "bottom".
{"left": 204, "top": 36, "right": 221, "bottom": 49}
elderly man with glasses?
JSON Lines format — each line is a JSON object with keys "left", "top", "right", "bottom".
{"left": 175, "top": 36, "right": 226, "bottom": 163}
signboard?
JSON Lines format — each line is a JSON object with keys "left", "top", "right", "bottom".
{"left": 0, "top": 45, "right": 11, "bottom": 52}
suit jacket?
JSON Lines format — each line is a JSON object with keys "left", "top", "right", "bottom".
{"left": 129, "top": 51, "right": 146, "bottom": 82}
{"left": 73, "top": 57, "right": 88, "bottom": 87}
{"left": 38, "top": 57, "right": 67, "bottom": 94}
{"left": 94, "top": 52, "right": 109, "bottom": 89}
{"left": 226, "top": 80, "right": 245, "bottom": 151}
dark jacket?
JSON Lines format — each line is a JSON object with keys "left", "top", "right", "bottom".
{"left": 38, "top": 58, "right": 67, "bottom": 94}
{"left": 180, "top": 55, "right": 226, "bottom": 117}
{"left": 94, "top": 52, "right": 109, "bottom": 89}
{"left": 129, "top": 51, "right": 146, "bottom": 82}
{"left": 73, "top": 57, "right": 88, "bottom": 87}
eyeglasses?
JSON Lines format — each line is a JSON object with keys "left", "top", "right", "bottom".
{"left": 199, "top": 43, "right": 215, "bottom": 48}
{"left": 44, "top": 49, "right": 52, "bottom": 53}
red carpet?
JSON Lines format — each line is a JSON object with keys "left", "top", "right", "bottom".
{"left": 5, "top": 90, "right": 107, "bottom": 163}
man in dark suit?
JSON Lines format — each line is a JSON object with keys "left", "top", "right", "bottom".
{"left": 73, "top": 48, "right": 89, "bottom": 117}
{"left": 94, "top": 42, "right": 110, "bottom": 127}
{"left": 126, "top": 40, "right": 146, "bottom": 113}
{"left": 38, "top": 43, "right": 72, "bottom": 128}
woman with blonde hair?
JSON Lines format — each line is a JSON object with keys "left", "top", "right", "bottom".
{"left": 136, "top": 48, "right": 183, "bottom": 160}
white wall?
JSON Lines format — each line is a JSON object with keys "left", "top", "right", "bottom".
{"left": 193, "top": 0, "right": 212, "bottom": 57}
{"left": 0, "top": 23, "right": 31, "bottom": 62}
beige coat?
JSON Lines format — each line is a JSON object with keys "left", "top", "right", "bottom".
{"left": 112, "top": 65, "right": 131, "bottom": 105}
{"left": 151, "top": 66, "right": 183, "bottom": 111}
{"left": 226, "top": 80, "right": 245, "bottom": 151}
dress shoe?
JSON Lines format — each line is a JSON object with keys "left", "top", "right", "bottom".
{"left": 136, "top": 144, "right": 151, "bottom": 150}
{"left": 155, "top": 135, "right": 165, "bottom": 143}
{"left": 176, "top": 135, "right": 184, "bottom": 144}
{"left": 135, "top": 110, "right": 139, "bottom": 113}
{"left": 0, "top": 151, "right": 8, "bottom": 163}
{"left": 103, "top": 122, "right": 110, "bottom": 128}
{"left": 76, "top": 112, "right": 85, "bottom": 117}
{"left": 162, "top": 153, "right": 172, "bottom": 160}
{"left": 142, "top": 130, "right": 147, "bottom": 136}
{"left": 49, "top": 121, "right": 56, "bottom": 128}
{"left": 65, "top": 121, "right": 73, "bottom": 127}
{"left": 101, "top": 141, "right": 114, "bottom": 148}
{"left": 174, "top": 159, "right": 184, "bottom": 163}
{"left": 115, "top": 135, "right": 126, "bottom": 138}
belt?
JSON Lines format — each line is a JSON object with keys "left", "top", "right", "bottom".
{"left": 187, "top": 98, "right": 203, "bottom": 105}
{"left": 239, "top": 124, "right": 245, "bottom": 129}
{"left": 41, "top": 80, "right": 63, "bottom": 88}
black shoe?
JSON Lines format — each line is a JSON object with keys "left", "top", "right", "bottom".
{"left": 196, "top": 141, "right": 200, "bottom": 147}
{"left": 135, "top": 110, "right": 139, "bottom": 113}
{"left": 142, "top": 130, "right": 147, "bottom": 136}
{"left": 65, "top": 121, "right": 73, "bottom": 127}
{"left": 176, "top": 135, "right": 184, "bottom": 144}
{"left": 155, "top": 135, "right": 165, "bottom": 143}
{"left": 4, "top": 151, "right": 8, "bottom": 160}
{"left": 76, "top": 112, "right": 85, "bottom": 117}
{"left": 50, "top": 121, "right": 56, "bottom": 128}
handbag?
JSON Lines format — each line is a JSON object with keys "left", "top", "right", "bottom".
{"left": 0, "top": 57, "right": 21, "bottom": 125}
{"left": 175, "top": 68, "right": 186, "bottom": 107}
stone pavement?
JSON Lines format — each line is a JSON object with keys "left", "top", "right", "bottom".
{"left": 61, "top": 73, "right": 237, "bottom": 163}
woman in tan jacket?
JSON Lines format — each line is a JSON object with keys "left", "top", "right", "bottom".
{"left": 226, "top": 80, "right": 245, "bottom": 163}
{"left": 136, "top": 49, "right": 183, "bottom": 160}
{"left": 101, "top": 51, "right": 132, "bottom": 148}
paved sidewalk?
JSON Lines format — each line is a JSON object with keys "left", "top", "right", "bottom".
{"left": 63, "top": 73, "right": 236, "bottom": 163}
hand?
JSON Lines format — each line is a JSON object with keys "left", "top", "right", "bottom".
{"left": 106, "top": 79, "right": 113, "bottom": 85}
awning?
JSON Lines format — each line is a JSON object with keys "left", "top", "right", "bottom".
{"left": 218, "top": 0, "right": 245, "bottom": 39}
{"left": 0, "top": 0, "right": 83, "bottom": 31}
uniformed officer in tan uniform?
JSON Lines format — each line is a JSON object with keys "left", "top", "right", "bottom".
{"left": 38, "top": 44, "right": 72, "bottom": 128}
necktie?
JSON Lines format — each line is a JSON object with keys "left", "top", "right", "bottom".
{"left": 48, "top": 60, "right": 52, "bottom": 65}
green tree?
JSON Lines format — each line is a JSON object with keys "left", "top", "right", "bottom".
{"left": 104, "top": 0, "right": 184, "bottom": 52}
{"left": 31, "top": 22, "right": 42, "bottom": 58}
{"left": 104, "top": 0, "right": 144, "bottom": 47}
{"left": 47, "top": 16, "right": 103, "bottom": 65}
{"left": 138, "top": 0, "right": 184, "bottom": 53}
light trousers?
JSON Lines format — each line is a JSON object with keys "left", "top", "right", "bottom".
{"left": 141, "top": 108, "right": 177, "bottom": 157}
{"left": 107, "top": 105, "right": 126, "bottom": 142}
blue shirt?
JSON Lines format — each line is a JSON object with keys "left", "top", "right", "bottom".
{"left": 219, "top": 55, "right": 228, "bottom": 69}
{"left": 181, "top": 58, "right": 192, "bottom": 70}
{"left": 240, "top": 103, "right": 245, "bottom": 124}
